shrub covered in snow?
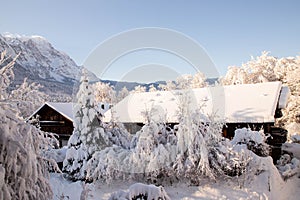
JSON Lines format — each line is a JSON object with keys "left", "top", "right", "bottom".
{"left": 231, "top": 128, "right": 270, "bottom": 157}
{"left": 43, "top": 146, "right": 68, "bottom": 163}
{"left": 276, "top": 154, "right": 300, "bottom": 179}
{"left": 109, "top": 183, "right": 170, "bottom": 200}
{"left": 85, "top": 121, "right": 177, "bottom": 184}
{"left": 104, "top": 122, "right": 132, "bottom": 149}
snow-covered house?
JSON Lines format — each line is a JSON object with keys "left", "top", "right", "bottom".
{"left": 103, "top": 81, "right": 290, "bottom": 138}
{"left": 28, "top": 102, "right": 110, "bottom": 147}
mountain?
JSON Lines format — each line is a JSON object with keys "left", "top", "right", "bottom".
{"left": 0, "top": 33, "right": 218, "bottom": 98}
{"left": 0, "top": 33, "right": 98, "bottom": 95}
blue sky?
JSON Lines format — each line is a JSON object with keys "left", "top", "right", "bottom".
{"left": 1, "top": 0, "right": 299, "bottom": 82}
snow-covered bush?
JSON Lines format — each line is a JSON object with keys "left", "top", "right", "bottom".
{"left": 208, "top": 139, "right": 252, "bottom": 178}
{"left": 276, "top": 154, "right": 300, "bottom": 179}
{"left": 0, "top": 102, "right": 53, "bottom": 200}
{"left": 231, "top": 128, "right": 270, "bottom": 157}
{"left": 85, "top": 121, "right": 177, "bottom": 184}
{"left": 172, "top": 92, "right": 252, "bottom": 184}
{"left": 43, "top": 146, "right": 68, "bottom": 163}
{"left": 109, "top": 183, "right": 170, "bottom": 200}
{"left": 104, "top": 122, "right": 132, "bottom": 149}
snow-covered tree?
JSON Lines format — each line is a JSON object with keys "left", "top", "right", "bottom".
{"left": 117, "top": 86, "right": 129, "bottom": 102}
{"left": 173, "top": 92, "right": 215, "bottom": 183}
{"left": 172, "top": 92, "right": 252, "bottom": 184}
{"left": 0, "top": 102, "right": 53, "bottom": 199}
{"left": 81, "top": 90, "right": 253, "bottom": 185}
{"left": 220, "top": 66, "right": 249, "bottom": 85}
{"left": 103, "top": 122, "right": 132, "bottom": 149}
{"left": 158, "top": 80, "right": 176, "bottom": 91}
{"left": 93, "top": 81, "right": 116, "bottom": 104}
{"left": 10, "top": 78, "right": 49, "bottom": 118}
{"left": 191, "top": 72, "right": 207, "bottom": 88}
{"left": 63, "top": 69, "right": 108, "bottom": 181}
{"left": 176, "top": 74, "right": 193, "bottom": 90}
{"left": 131, "top": 85, "right": 146, "bottom": 93}
{"left": 148, "top": 84, "right": 158, "bottom": 92}
{"left": 0, "top": 50, "right": 17, "bottom": 100}
{"left": 158, "top": 72, "right": 207, "bottom": 91}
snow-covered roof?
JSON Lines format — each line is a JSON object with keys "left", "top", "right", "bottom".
{"left": 103, "top": 82, "right": 286, "bottom": 123}
{"left": 29, "top": 102, "right": 111, "bottom": 122}
{"left": 27, "top": 102, "right": 74, "bottom": 122}
{"left": 46, "top": 102, "right": 74, "bottom": 121}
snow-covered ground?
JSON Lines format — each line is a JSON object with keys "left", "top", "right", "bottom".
{"left": 50, "top": 169, "right": 300, "bottom": 200}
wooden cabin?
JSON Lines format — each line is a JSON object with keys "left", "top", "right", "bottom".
{"left": 28, "top": 102, "right": 74, "bottom": 147}
{"left": 28, "top": 102, "right": 111, "bottom": 147}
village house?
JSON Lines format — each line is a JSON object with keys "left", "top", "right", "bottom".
{"left": 28, "top": 102, "right": 110, "bottom": 147}
{"left": 103, "top": 81, "right": 290, "bottom": 158}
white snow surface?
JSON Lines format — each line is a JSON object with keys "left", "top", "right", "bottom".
{"left": 104, "top": 81, "right": 283, "bottom": 123}
{"left": 50, "top": 169, "right": 300, "bottom": 200}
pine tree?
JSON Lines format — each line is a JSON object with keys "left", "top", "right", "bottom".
{"left": 63, "top": 69, "right": 107, "bottom": 181}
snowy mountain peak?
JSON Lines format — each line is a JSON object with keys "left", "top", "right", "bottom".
{"left": 0, "top": 33, "right": 81, "bottom": 84}
{"left": 0, "top": 33, "right": 100, "bottom": 95}
{"left": 2, "top": 32, "right": 46, "bottom": 41}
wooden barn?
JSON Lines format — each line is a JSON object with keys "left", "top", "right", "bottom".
{"left": 28, "top": 102, "right": 111, "bottom": 147}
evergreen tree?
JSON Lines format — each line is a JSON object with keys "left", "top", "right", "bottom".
{"left": 63, "top": 69, "right": 107, "bottom": 181}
